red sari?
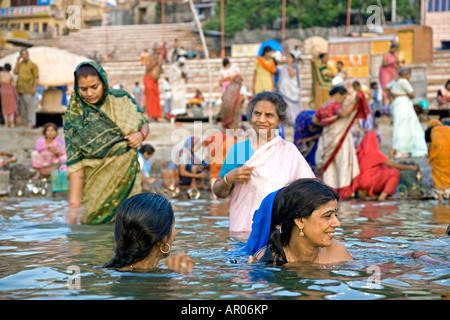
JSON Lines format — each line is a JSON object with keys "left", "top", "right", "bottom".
{"left": 315, "top": 92, "right": 371, "bottom": 198}
{"left": 356, "top": 131, "right": 400, "bottom": 196}
{"left": 144, "top": 74, "right": 162, "bottom": 119}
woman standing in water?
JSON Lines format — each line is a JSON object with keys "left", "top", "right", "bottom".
{"left": 64, "top": 61, "right": 149, "bottom": 225}
{"left": 213, "top": 92, "right": 315, "bottom": 238}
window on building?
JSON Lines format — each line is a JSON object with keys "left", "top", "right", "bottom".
{"left": 43, "top": 23, "right": 48, "bottom": 32}
{"left": 11, "top": 0, "right": 38, "bottom": 6}
{"left": 23, "top": 23, "right": 30, "bottom": 31}
{"left": 33, "top": 23, "right": 39, "bottom": 32}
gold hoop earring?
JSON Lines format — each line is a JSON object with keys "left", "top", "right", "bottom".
{"left": 160, "top": 242, "right": 171, "bottom": 254}
{"left": 298, "top": 226, "right": 304, "bottom": 237}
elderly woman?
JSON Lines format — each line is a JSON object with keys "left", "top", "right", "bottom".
{"left": 103, "top": 193, "right": 194, "bottom": 273}
{"left": 246, "top": 178, "right": 352, "bottom": 265}
{"left": 213, "top": 91, "right": 315, "bottom": 239}
{"left": 64, "top": 61, "right": 149, "bottom": 225}
{"left": 389, "top": 67, "right": 428, "bottom": 159}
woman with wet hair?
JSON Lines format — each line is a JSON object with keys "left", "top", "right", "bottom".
{"left": 245, "top": 178, "right": 352, "bottom": 265}
{"left": 103, "top": 193, "right": 194, "bottom": 273}
{"left": 213, "top": 91, "right": 315, "bottom": 238}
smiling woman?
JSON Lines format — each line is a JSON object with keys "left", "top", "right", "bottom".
{"left": 245, "top": 178, "right": 353, "bottom": 265}
{"left": 212, "top": 92, "right": 315, "bottom": 239}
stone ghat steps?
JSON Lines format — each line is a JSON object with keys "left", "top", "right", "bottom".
{"left": 32, "top": 23, "right": 199, "bottom": 60}
{"left": 103, "top": 55, "right": 450, "bottom": 103}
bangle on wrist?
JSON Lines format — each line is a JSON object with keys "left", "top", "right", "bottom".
{"left": 138, "top": 129, "right": 147, "bottom": 141}
{"left": 223, "top": 174, "right": 232, "bottom": 186}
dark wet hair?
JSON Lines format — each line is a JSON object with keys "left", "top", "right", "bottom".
{"left": 3, "top": 63, "right": 11, "bottom": 71}
{"left": 42, "top": 122, "right": 58, "bottom": 136}
{"left": 103, "top": 193, "right": 174, "bottom": 269}
{"left": 139, "top": 144, "right": 155, "bottom": 155}
{"left": 247, "top": 91, "right": 287, "bottom": 123}
{"left": 260, "top": 178, "right": 340, "bottom": 265}
{"left": 329, "top": 86, "right": 348, "bottom": 96}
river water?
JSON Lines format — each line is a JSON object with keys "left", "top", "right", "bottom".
{"left": 0, "top": 194, "right": 449, "bottom": 300}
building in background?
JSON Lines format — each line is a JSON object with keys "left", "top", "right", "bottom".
{"left": 421, "top": 0, "right": 450, "bottom": 48}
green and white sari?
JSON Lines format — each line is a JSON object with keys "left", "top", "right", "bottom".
{"left": 64, "top": 61, "right": 147, "bottom": 224}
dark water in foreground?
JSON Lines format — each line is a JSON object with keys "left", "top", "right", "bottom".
{"left": 0, "top": 195, "right": 449, "bottom": 300}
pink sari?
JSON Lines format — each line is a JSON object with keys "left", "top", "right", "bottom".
{"left": 31, "top": 136, "right": 67, "bottom": 171}
{"left": 229, "top": 136, "right": 315, "bottom": 238}
{"left": 379, "top": 53, "right": 398, "bottom": 98}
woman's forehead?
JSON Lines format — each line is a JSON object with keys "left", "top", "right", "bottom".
{"left": 254, "top": 100, "right": 277, "bottom": 112}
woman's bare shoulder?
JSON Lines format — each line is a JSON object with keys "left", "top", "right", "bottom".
{"left": 322, "top": 239, "right": 353, "bottom": 264}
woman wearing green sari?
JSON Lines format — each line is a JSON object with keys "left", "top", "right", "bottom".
{"left": 310, "top": 53, "right": 333, "bottom": 110}
{"left": 64, "top": 61, "right": 149, "bottom": 224}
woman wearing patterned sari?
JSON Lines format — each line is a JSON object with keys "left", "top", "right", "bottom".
{"left": 310, "top": 53, "right": 333, "bottom": 110}
{"left": 312, "top": 86, "right": 370, "bottom": 198}
{"left": 64, "top": 61, "right": 149, "bottom": 225}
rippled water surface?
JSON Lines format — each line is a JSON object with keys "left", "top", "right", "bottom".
{"left": 0, "top": 195, "right": 449, "bottom": 300}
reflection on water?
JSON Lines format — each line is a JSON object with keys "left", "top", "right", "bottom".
{"left": 0, "top": 196, "right": 449, "bottom": 300}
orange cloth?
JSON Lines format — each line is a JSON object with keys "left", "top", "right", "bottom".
{"left": 429, "top": 125, "right": 450, "bottom": 193}
{"left": 144, "top": 74, "right": 162, "bottom": 119}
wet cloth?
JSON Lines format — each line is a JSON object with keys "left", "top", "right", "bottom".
{"left": 31, "top": 136, "right": 67, "bottom": 171}
{"left": 356, "top": 131, "right": 400, "bottom": 196}
{"left": 64, "top": 61, "right": 147, "bottom": 225}
{"left": 220, "top": 136, "right": 315, "bottom": 236}
{"left": 390, "top": 78, "right": 428, "bottom": 157}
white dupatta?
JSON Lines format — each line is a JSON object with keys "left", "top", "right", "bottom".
{"left": 229, "top": 136, "right": 315, "bottom": 238}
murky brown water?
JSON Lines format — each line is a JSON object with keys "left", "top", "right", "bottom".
{"left": 0, "top": 195, "right": 449, "bottom": 300}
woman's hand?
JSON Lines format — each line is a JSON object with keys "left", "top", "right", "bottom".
{"left": 124, "top": 132, "right": 143, "bottom": 149}
{"left": 166, "top": 253, "right": 195, "bottom": 273}
{"left": 226, "top": 166, "right": 254, "bottom": 184}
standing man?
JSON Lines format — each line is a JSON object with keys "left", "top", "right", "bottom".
{"left": 144, "top": 43, "right": 163, "bottom": 121}
{"left": 14, "top": 49, "right": 39, "bottom": 129}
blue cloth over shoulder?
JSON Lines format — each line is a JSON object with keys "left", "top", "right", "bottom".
{"left": 242, "top": 188, "right": 282, "bottom": 255}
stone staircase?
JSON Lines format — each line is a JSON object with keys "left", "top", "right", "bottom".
{"left": 25, "top": 23, "right": 450, "bottom": 111}
{"left": 32, "top": 23, "right": 199, "bottom": 62}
